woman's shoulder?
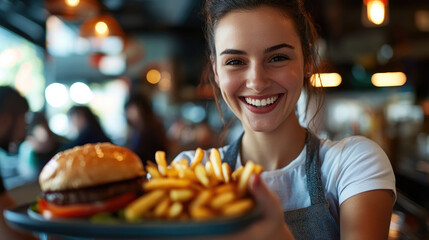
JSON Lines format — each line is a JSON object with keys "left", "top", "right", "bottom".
{"left": 320, "top": 135, "right": 392, "bottom": 178}
{"left": 320, "top": 135, "right": 393, "bottom": 186}
{"left": 321, "top": 135, "right": 396, "bottom": 205}
{"left": 322, "top": 135, "right": 386, "bottom": 158}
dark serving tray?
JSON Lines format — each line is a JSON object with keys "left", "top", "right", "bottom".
{"left": 3, "top": 202, "right": 261, "bottom": 239}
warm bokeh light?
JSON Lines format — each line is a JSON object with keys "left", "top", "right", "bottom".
{"left": 367, "top": 0, "right": 386, "bottom": 25}
{"left": 146, "top": 69, "right": 162, "bottom": 84}
{"left": 70, "top": 82, "right": 93, "bottom": 104}
{"left": 159, "top": 71, "right": 172, "bottom": 91}
{"left": 371, "top": 72, "right": 406, "bottom": 87}
{"left": 95, "top": 21, "right": 109, "bottom": 37}
{"left": 65, "top": 0, "right": 80, "bottom": 7}
{"left": 80, "top": 15, "right": 124, "bottom": 40}
{"left": 416, "top": 10, "right": 429, "bottom": 32}
{"left": 310, "top": 73, "right": 342, "bottom": 87}
{"left": 45, "top": 83, "right": 69, "bottom": 107}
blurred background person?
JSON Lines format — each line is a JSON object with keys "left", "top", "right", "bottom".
{"left": 125, "top": 92, "right": 170, "bottom": 164}
{"left": 0, "top": 86, "right": 36, "bottom": 240}
{"left": 168, "top": 118, "right": 218, "bottom": 152}
{"left": 0, "top": 86, "right": 29, "bottom": 191}
{"left": 60, "top": 105, "right": 111, "bottom": 151}
{"left": 18, "top": 112, "right": 68, "bottom": 182}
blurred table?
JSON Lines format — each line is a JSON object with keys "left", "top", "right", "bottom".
{"left": 7, "top": 182, "right": 41, "bottom": 206}
{"left": 1, "top": 183, "right": 41, "bottom": 240}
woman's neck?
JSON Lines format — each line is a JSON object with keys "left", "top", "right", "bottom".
{"left": 241, "top": 114, "right": 307, "bottom": 171}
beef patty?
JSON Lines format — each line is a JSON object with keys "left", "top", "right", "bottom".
{"left": 41, "top": 177, "right": 144, "bottom": 205}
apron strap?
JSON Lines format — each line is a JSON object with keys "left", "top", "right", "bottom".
{"left": 224, "top": 129, "right": 327, "bottom": 206}
{"left": 222, "top": 131, "right": 244, "bottom": 171}
{"left": 305, "top": 130, "right": 327, "bottom": 205}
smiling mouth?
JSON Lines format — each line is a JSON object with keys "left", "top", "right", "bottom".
{"left": 242, "top": 94, "right": 282, "bottom": 107}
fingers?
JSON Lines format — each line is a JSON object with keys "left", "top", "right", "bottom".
{"left": 246, "top": 174, "right": 295, "bottom": 240}
{"left": 248, "top": 174, "right": 282, "bottom": 219}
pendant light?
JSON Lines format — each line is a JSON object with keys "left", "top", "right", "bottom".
{"left": 79, "top": 14, "right": 124, "bottom": 39}
{"left": 45, "top": 0, "right": 100, "bottom": 21}
{"left": 362, "top": 0, "right": 389, "bottom": 27}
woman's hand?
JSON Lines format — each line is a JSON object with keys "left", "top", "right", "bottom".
{"left": 219, "top": 174, "right": 295, "bottom": 240}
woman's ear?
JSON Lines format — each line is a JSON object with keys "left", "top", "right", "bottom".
{"left": 211, "top": 56, "right": 219, "bottom": 85}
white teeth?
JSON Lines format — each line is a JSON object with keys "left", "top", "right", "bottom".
{"left": 244, "top": 95, "right": 279, "bottom": 107}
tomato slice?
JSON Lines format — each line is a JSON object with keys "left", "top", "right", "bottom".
{"left": 38, "top": 193, "right": 136, "bottom": 218}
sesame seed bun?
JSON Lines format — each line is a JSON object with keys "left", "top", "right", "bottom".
{"left": 39, "top": 143, "right": 145, "bottom": 192}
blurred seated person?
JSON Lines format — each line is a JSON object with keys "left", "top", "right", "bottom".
{"left": 168, "top": 119, "right": 218, "bottom": 152}
{"left": 125, "top": 93, "right": 170, "bottom": 164}
{"left": 18, "top": 112, "right": 68, "bottom": 181}
{"left": 0, "top": 86, "right": 29, "bottom": 191}
{"left": 60, "top": 105, "right": 111, "bottom": 151}
{"left": 0, "top": 86, "right": 37, "bottom": 239}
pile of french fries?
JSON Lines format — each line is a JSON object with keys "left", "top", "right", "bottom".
{"left": 124, "top": 148, "right": 263, "bottom": 221}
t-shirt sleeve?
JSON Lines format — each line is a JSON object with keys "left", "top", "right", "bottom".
{"left": 336, "top": 136, "right": 396, "bottom": 206}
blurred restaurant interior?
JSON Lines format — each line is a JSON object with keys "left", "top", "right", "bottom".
{"left": 1, "top": 0, "right": 429, "bottom": 238}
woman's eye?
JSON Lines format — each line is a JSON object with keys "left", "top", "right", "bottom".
{"left": 269, "top": 55, "right": 289, "bottom": 62}
{"left": 225, "top": 59, "right": 243, "bottom": 65}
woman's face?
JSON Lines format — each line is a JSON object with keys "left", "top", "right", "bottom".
{"left": 213, "top": 6, "right": 305, "bottom": 132}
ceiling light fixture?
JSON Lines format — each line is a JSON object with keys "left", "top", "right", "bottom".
{"left": 371, "top": 72, "right": 406, "bottom": 87}
{"left": 45, "top": 0, "right": 100, "bottom": 21}
{"left": 310, "top": 73, "right": 342, "bottom": 87}
{"left": 362, "top": 0, "right": 389, "bottom": 27}
{"left": 79, "top": 14, "right": 124, "bottom": 39}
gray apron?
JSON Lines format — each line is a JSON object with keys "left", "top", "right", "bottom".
{"left": 222, "top": 130, "right": 340, "bottom": 240}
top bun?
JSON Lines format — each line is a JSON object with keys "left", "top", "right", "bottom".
{"left": 39, "top": 143, "right": 145, "bottom": 191}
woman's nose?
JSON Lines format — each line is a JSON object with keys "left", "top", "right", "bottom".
{"left": 245, "top": 63, "right": 271, "bottom": 92}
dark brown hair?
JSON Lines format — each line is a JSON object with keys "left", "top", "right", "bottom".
{"left": 0, "top": 86, "right": 29, "bottom": 116}
{"left": 201, "top": 0, "right": 324, "bottom": 128}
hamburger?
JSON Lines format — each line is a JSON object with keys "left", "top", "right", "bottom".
{"left": 37, "top": 143, "right": 146, "bottom": 219}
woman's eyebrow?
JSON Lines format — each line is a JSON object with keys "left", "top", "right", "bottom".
{"left": 264, "top": 43, "right": 294, "bottom": 53}
{"left": 219, "top": 43, "right": 294, "bottom": 56}
{"left": 220, "top": 49, "right": 246, "bottom": 55}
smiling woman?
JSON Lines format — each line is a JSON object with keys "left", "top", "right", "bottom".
{"left": 173, "top": 0, "right": 397, "bottom": 240}
{"left": 213, "top": 7, "right": 306, "bottom": 133}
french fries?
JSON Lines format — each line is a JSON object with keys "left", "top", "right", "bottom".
{"left": 125, "top": 190, "right": 166, "bottom": 221}
{"left": 238, "top": 161, "right": 255, "bottom": 197}
{"left": 155, "top": 151, "right": 168, "bottom": 176}
{"left": 210, "top": 148, "right": 224, "bottom": 181}
{"left": 124, "top": 148, "right": 263, "bottom": 222}
{"left": 190, "top": 148, "right": 204, "bottom": 170}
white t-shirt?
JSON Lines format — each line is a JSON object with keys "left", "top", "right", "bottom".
{"left": 173, "top": 135, "right": 396, "bottom": 223}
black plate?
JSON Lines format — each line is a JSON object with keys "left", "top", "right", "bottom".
{"left": 3, "top": 202, "right": 261, "bottom": 238}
